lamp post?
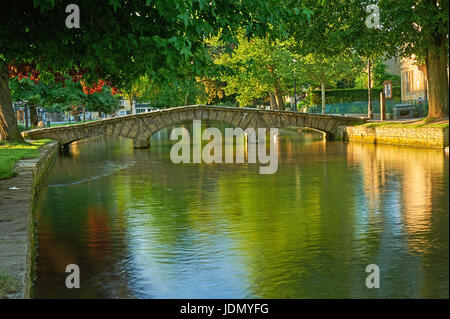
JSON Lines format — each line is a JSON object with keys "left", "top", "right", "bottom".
{"left": 293, "top": 58, "right": 297, "bottom": 112}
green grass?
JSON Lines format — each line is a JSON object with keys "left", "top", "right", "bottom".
{"left": 0, "top": 271, "right": 18, "bottom": 298}
{"left": 0, "top": 139, "right": 53, "bottom": 180}
{"left": 358, "top": 121, "right": 449, "bottom": 129}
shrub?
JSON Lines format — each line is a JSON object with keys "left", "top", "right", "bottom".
{"left": 309, "top": 87, "right": 401, "bottom": 105}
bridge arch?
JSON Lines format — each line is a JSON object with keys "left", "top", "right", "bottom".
{"left": 23, "top": 105, "right": 367, "bottom": 148}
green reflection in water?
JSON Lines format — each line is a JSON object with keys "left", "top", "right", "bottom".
{"left": 33, "top": 122, "right": 449, "bottom": 298}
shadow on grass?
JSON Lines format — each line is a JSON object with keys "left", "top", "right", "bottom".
{"left": 0, "top": 139, "right": 54, "bottom": 180}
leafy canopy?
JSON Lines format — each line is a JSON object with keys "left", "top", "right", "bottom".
{"left": 0, "top": 0, "right": 294, "bottom": 88}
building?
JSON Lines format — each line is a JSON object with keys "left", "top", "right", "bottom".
{"left": 383, "top": 56, "right": 402, "bottom": 77}
{"left": 135, "top": 103, "right": 157, "bottom": 114}
{"left": 115, "top": 99, "right": 135, "bottom": 116}
{"left": 400, "top": 56, "right": 427, "bottom": 101}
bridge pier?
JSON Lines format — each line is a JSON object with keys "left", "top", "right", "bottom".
{"left": 133, "top": 137, "right": 150, "bottom": 149}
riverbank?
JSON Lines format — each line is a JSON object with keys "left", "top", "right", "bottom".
{"left": 339, "top": 119, "right": 449, "bottom": 149}
{"left": 0, "top": 141, "right": 58, "bottom": 298}
{"left": 0, "top": 140, "right": 54, "bottom": 180}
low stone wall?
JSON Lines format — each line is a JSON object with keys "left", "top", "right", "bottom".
{"left": 0, "top": 142, "right": 58, "bottom": 298}
{"left": 339, "top": 125, "right": 449, "bottom": 148}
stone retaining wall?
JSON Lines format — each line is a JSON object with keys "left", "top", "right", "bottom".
{"left": 0, "top": 142, "right": 58, "bottom": 298}
{"left": 339, "top": 125, "right": 449, "bottom": 148}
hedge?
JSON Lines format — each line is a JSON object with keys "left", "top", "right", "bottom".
{"left": 309, "top": 87, "right": 401, "bottom": 105}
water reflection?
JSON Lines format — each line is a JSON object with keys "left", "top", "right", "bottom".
{"left": 33, "top": 123, "right": 449, "bottom": 298}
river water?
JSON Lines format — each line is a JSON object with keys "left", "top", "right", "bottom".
{"left": 33, "top": 122, "right": 449, "bottom": 298}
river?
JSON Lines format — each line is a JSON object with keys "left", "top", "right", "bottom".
{"left": 32, "top": 122, "right": 449, "bottom": 298}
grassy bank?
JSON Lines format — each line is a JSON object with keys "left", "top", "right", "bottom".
{"left": 0, "top": 139, "right": 53, "bottom": 180}
{"left": 0, "top": 270, "right": 18, "bottom": 298}
{"left": 359, "top": 118, "right": 449, "bottom": 129}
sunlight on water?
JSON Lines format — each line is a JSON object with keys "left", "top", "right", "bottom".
{"left": 33, "top": 123, "right": 449, "bottom": 298}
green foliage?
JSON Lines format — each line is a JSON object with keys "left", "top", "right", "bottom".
{"left": 208, "top": 32, "right": 298, "bottom": 107}
{"left": 372, "top": 63, "right": 401, "bottom": 88}
{"left": 287, "top": 0, "right": 448, "bottom": 69}
{"left": 287, "top": 0, "right": 449, "bottom": 117}
{"left": 120, "top": 76, "right": 151, "bottom": 105}
{"left": 299, "top": 86, "right": 315, "bottom": 107}
{"left": 9, "top": 78, "right": 45, "bottom": 106}
{"left": 1, "top": 0, "right": 292, "bottom": 86}
{"left": 85, "top": 86, "right": 121, "bottom": 114}
{"left": 296, "top": 52, "right": 364, "bottom": 87}
{"left": 355, "top": 62, "right": 401, "bottom": 89}
{"left": 307, "top": 87, "right": 401, "bottom": 105}
{"left": 10, "top": 76, "right": 121, "bottom": 115}
{"left": 137, "top": 75, "right": 208, "bottom": 108}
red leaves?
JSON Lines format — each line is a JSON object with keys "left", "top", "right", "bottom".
{"left": 8, "top": 63, "right": 40, "bottom": 84}
{"left": 81, "top": 79, "right": 105, "bottom": 95}
{"left": 8, "top": 63, "right": 119, "bottom": 95}
{"left": 68, "top": 66, "right": 86, "bottom": 83}
{"left": 81, "top": 79, "right": 119, "bottom": 95}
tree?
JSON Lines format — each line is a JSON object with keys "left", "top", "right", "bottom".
{"left": 140, "top": 75, "right": 207, "bottom": 107}
{"left": 287, "top": 0, "right": 449, "bottom": 118}
{"left": 0, "top": 0, "right": 290, "bottom": 142}
{"left": 380, "top": 0, "right": 449, "bottom": 118}
{"left": 10, "top": 75, "right": 121, "bottom": 124}
{"left": 355, "top": 61, "right": 401, "bottom": 89}
{"left": 85, "top": 86, "right": 121, "bottom": 117}
{"left": 296, "top": 52, "right": 364, "bottom": 113}
{"left": 210, "top": 32, "right": 297, "bottom": 109}
{"left": 120, "top": 76, "right": 150, "bottom": 114}
{"left": 9, "top": 77, "right": 46, "bottom": 127}
{"left": 54, "top": 78, "right": 121, "bottom": 120}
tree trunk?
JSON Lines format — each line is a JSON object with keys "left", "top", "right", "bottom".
{"left": 24, "top": 104, "right": 29, "bottom": 129}
{"left": 426, "top": 35, "right": 449, "bottom": 118}
{"left": 82, "top": 104, "right": 86, "bottom": 122}
{"left": 269, "top": 92, "right": 276, "bottom": 110}
{"left": 29, "top": 105, "right": 38, "bottom": 127}
{"left": 129, "top": 98, "right": 134, "bottom": 115}
{"left": 0, "top": 62, "right": 26, "bottom": 143}
{"left": 274, "top": 86, "right": 284, "bottom": 110}
{"left": 367, "top": 58, "right": 373, "bottom": 119}
{"left": 321, "top": 83, "right": 326, "bottom": 114}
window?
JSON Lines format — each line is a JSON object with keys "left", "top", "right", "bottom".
{"left": 406, "top": 71, "right": 414, "bottom": 92}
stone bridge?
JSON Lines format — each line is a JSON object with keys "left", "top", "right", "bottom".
{"left": 23, "top": 105, "right": 367, "bottom": 148}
